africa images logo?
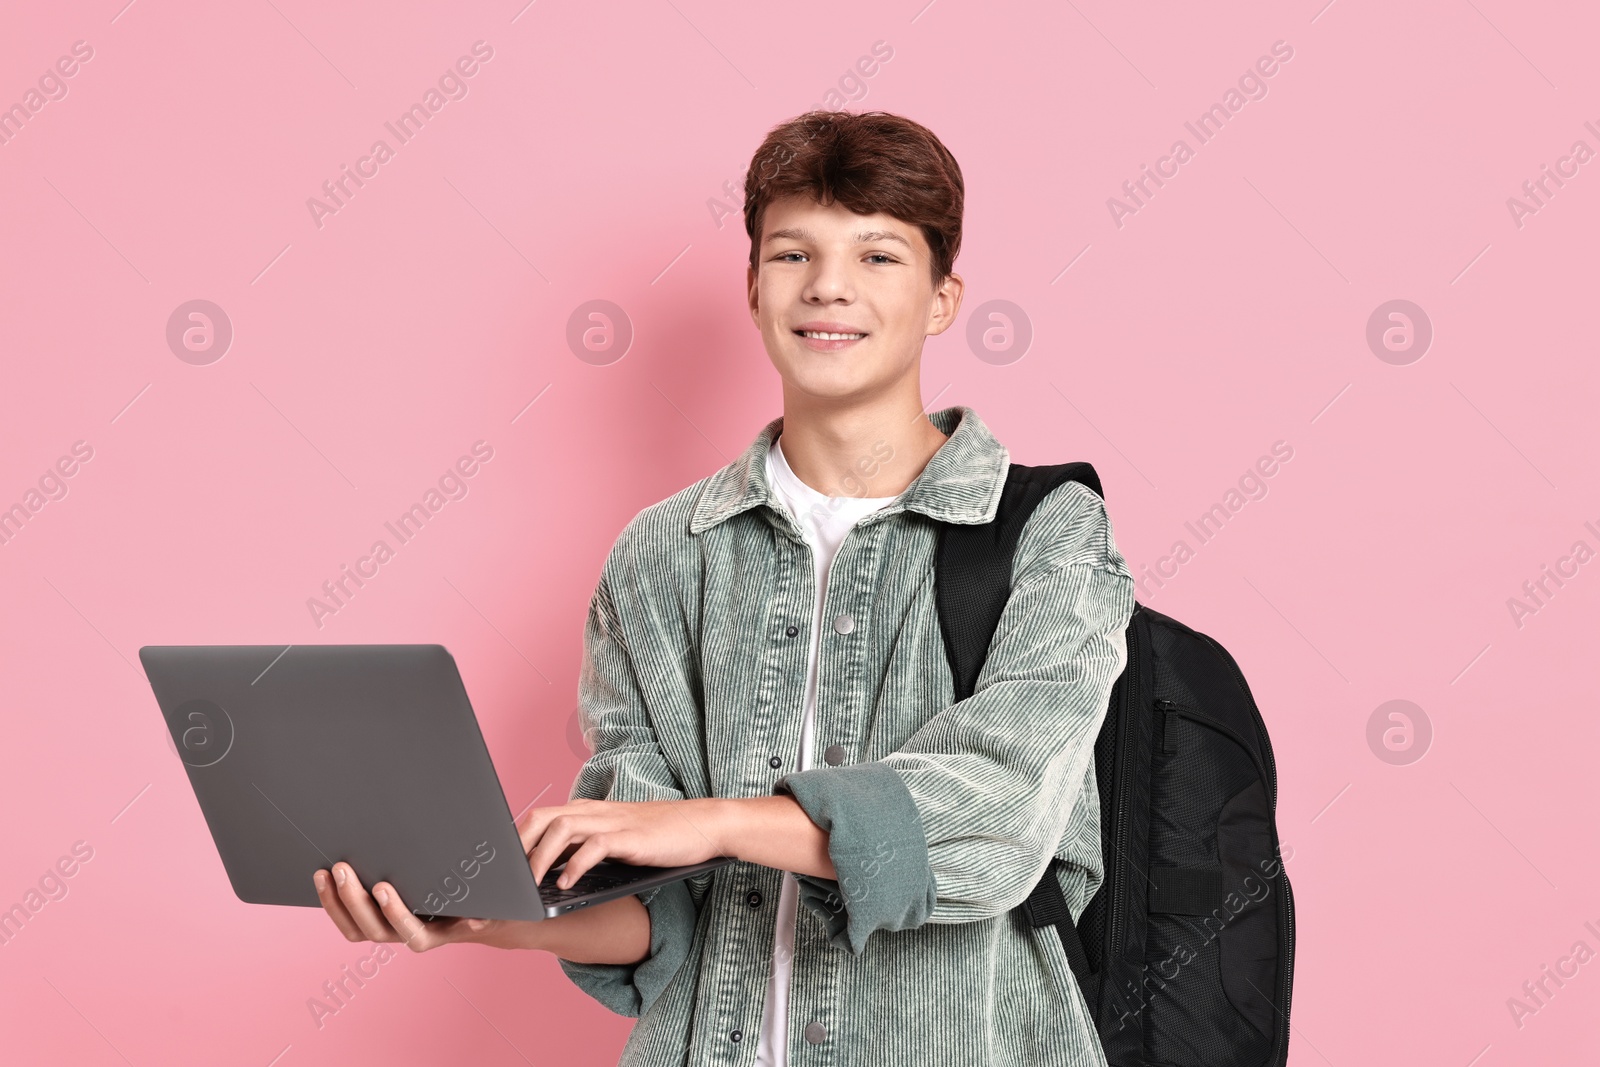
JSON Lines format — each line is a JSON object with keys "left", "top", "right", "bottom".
{"left": 1106, "top": 40, "right": 1295, "bottom": 229}
{"left": 307, "top": 441, "right": 494, "bottom": 628}
{"left": 306, "top": 41, "right": 495, "bottom": 229}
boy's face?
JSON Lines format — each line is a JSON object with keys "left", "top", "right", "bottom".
{"left": 748, "top": 194, "right": 963, "bottom": 404}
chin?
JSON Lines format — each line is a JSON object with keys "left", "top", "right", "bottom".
{"left": 769, "top": 345, "right": 890, "bottom": 395}
{"left": 788, "top": 374, "right": 882, "bottom": 402}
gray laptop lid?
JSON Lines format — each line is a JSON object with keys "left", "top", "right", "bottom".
{"left": 140, "top": 644, "right": 547, "bottom": 921}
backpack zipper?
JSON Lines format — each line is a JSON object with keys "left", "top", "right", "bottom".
{"left": 1153, "top": 700, "right": 1273, "bottom": 795}
{"left": 1277, "top": 870, "right": 1295, "bottom": 1065}
{"left": 1196, "top": 631, "right": 1277, "bottom": 809}
{"left": 1107, "top": 619, "right": 1139, "bottom": 958}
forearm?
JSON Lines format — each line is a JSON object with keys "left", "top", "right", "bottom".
{"left": 479, "top": 893, "right": 652, "bottom": 964}
{"left": 713, "top": 794, "right": 837, "bottom": 880}
{"left": 476, "top": 793, "right": 835, "bottom": 964}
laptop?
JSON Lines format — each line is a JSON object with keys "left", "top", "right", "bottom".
{"left": 139, "top": 644, "right": 733, "bottom": 920}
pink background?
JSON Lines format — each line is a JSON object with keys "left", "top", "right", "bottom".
{"left": 1, "top": 1, "right": 1596, "bottom": 1063}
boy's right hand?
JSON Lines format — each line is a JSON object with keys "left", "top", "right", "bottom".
{"left": 312, "top": 856, "right": 651, "bottom": 966}
{"left": 313, "top": 861, "right": 520, "bottom": 953}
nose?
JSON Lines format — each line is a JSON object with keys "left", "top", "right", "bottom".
{"left": 801, "top": 254, "right": 855, "bottom": 305}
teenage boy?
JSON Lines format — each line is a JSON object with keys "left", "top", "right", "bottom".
{"left": 314, "top": 109, "right": 1135, "bottom": 1066}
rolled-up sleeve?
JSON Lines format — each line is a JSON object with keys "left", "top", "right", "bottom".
{"left": 555, "top": 533, "right": 702, "bottom": 1017}
{"left": 558, "top": 879, "right": 698, "bottom": 1018}
{"left": 774, "top": 483, "right": 1135, "bottom": 955}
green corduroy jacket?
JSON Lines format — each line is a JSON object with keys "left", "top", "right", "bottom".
{"left": 558, "top": 404, "right": 1135, "bottom": 1066}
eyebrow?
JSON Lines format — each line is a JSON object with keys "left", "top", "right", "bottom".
{"left": 764, "top": 226, "right": 912, "bottom": 250}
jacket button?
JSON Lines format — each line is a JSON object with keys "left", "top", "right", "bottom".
{"left": 729, "top": 1029, "right": 742, "bottom": 1042}
{"left": 769, "top": 755, "right": 782, "bottom": 769}
{"left": 823, "top": 744, "right": 846, "bottom": 766}
{"left": 832, "top": 613, "right": 855, "bottom": 634}
{"left": 746, "top": 890, "right": 763, "bottom": 907}
{"left": 803, "top": 1021, "right": 827, "bottom": 1044}
{"left": 785, "top": 624, "right": 799, "bottom": 637}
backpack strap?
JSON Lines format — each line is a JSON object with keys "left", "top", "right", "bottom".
{"left": 936, "top": 461, "right": 1103, "bottom": 704}
{"left": 1019, "top": 857, "right": 1095, "bottom": 986}
{"left": 933, "top": 459, "right": 1104, "bottom": 993}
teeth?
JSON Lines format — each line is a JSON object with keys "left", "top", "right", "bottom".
{"left": 799, "top": 331, "right": 865, "bottom": 340}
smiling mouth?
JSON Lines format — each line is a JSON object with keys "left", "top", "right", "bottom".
{"left": 794, "top": 330, "right": 868, "bottom": 340}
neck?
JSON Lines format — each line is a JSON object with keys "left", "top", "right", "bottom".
{"left": 775, "top": 387, "right": 951, "bottom": 499}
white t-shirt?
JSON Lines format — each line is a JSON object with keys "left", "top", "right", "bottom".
{"left": 756, "top": 433, "right": 899, "bottom": 1067}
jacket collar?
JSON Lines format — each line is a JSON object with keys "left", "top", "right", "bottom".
{"left": 688, "top": 404, "right": 1010, "bottom": 535}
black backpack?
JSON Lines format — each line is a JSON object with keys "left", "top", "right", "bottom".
{"left": 933, "top": 460, "right": 1296, "bottom": 1067}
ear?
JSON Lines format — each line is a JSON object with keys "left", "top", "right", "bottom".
{"left": 927, "top": 271, "right": 965, "bottom": 337}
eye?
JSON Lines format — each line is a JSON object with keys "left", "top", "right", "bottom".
{"left": 865, "top": 253, "right": 896, "bottom": 264}
{"left": 774, "top": 251, "right": 807, "bottom": 263}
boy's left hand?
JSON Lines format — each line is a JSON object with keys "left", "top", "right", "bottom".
{"left": 517, "top": 797, "right": 732, "bottom": 889}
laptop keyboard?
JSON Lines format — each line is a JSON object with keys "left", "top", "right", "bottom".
{"left": 538, "top": 865, "right": 640, "bottom": 904}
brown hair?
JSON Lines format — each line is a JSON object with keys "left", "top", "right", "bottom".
{"left": 743, "top": 110, "right": 964, "bottom": 291}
